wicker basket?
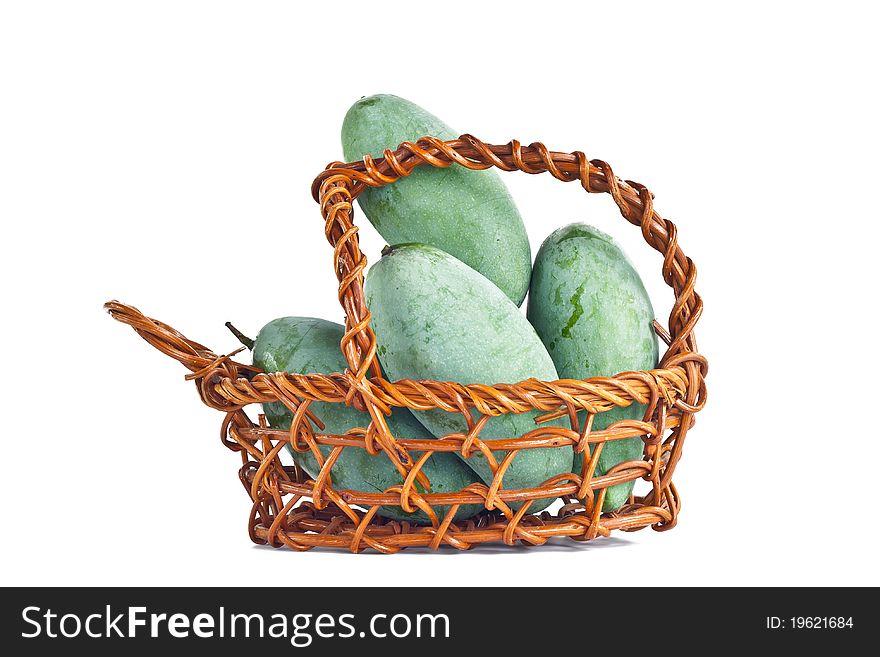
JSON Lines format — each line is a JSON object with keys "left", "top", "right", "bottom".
{"left": 105, "top": 135, "right": 707, "bottom": 553}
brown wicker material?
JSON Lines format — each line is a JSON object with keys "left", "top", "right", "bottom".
{"left": 105, "top": 135, "right": 706, "bottom": 553}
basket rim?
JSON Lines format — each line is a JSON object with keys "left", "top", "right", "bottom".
{"left": 238, "top": 412, "right": 683, "bottom": 448}
{"left": 103, "top": 299, "right": 704, "bottom": 418}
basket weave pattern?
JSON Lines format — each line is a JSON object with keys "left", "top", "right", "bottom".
{"left": 106, "top": 135, "right": 706, "bottom": 553}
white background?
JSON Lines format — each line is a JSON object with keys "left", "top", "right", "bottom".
{"left": 2, "top": 1, "right": 878, "bottom": 587}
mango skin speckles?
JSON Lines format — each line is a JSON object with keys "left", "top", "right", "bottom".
{"left": 527, "top": 223, "right": 659, "bottom": 511}
{"left": 342, "top": 94, "right": 532, "bottom": 305}
{"left": 365, "top": 243, "right": 572, "bottom": 512}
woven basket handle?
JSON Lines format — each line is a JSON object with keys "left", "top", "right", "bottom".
{"left": 311, "top": 135, "right": 704, "bottom": 413}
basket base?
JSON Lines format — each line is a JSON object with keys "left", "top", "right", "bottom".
{"left": 248, "top": 497, "right": 675, "bottom": 554}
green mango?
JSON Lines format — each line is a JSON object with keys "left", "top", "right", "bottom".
{"left": 342, "top": 94, "right": 531, "bottom": 305}
{"left": 527, "top": 223, "right": 659, "bottom": 511}
{"left": 365, "top": 243, "right": 572, "bottom": 512}
{"left": 252, "top": 316, "right": 483, "bottom": 524}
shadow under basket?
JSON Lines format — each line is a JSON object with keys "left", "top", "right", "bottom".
{"left": 105, "top": 135, "right": 707, "bottom": 553}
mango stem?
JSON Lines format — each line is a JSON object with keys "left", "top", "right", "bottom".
{"left": 225, "top": 322, "right": 254, "bottom": 350}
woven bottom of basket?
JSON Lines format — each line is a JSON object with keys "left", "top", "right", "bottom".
{"left": 238, "top": 420, "right": 683, "bottom": 553}
{"left": 246, "top": 491, "right": 677, "bottom": 554}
